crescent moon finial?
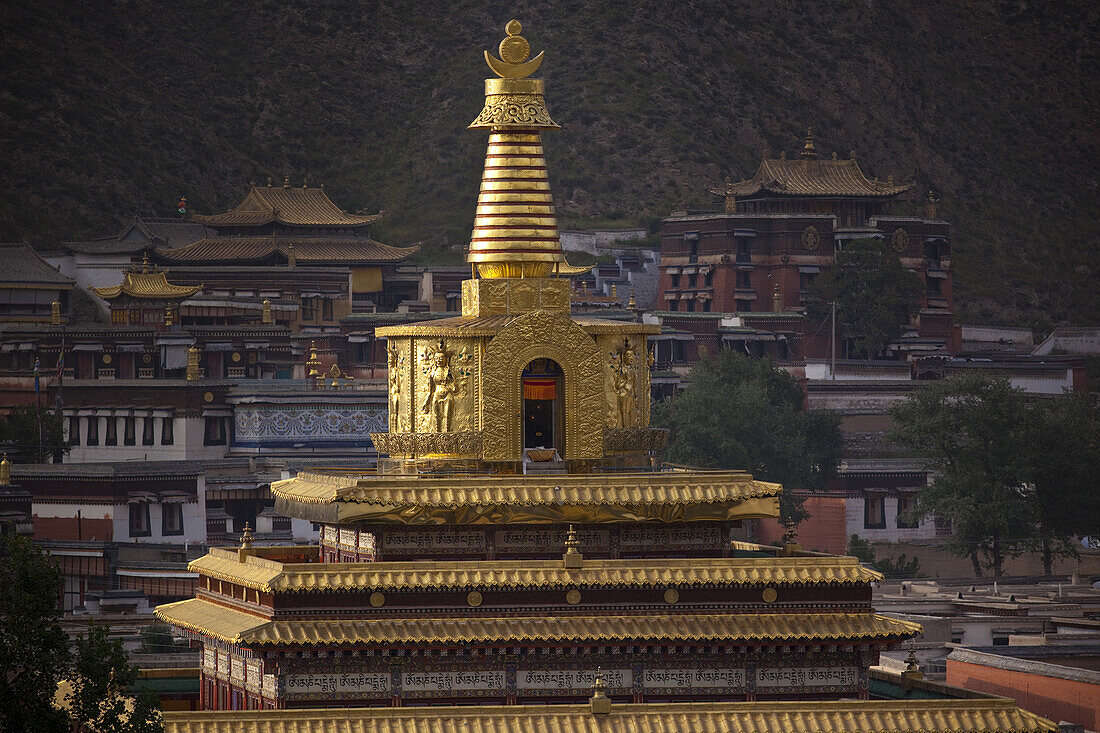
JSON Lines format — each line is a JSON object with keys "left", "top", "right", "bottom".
{"left": 484, "top": 19, "right": 544, "bottom": 79}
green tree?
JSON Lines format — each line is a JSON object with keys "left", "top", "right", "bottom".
{"left": 652, "top": 350, "right": 842, "bottom": 523}
{"left": 889, "top": 373, "right": 1035, "bottom": 577}
{"left": 846, "top": 535, "right": 922, "bottom": 579}
{"left": 0, "top": 404, "right": 68, "bottom": 463}
{"left": 0, "top": 535, "right": 70, "bottom": 732}
{"left": 68, "top": 625, "right": 162, "bottom": 733}
{"left": 1024, "top": 390, "right": 1100, "bottom": 574}
{"left": 0, "top": 536, "right": 162, "bottom": 733}
{"left": 808, "top": 238, "right": 924, "bottom": 360}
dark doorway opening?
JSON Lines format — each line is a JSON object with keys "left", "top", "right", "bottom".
{"left": 522, "top": 359, "right": 562, "bottom": 450}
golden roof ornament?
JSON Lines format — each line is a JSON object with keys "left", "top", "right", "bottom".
{"left": 589, "top": 667, "right": 611, "bottom": 714}
{"left": 240, "top": 522, "right": 254, "bottom": 549}
{"left": 926, "top": 189, "right": 940, "bottom": 219}
{"left": 0, "top": 453, "right": 10, "bottom": 485}
{"left": 467, "top": 20, "right": 563, "bottom": 279}
{"left": 563, "top": 524, "right": 583, "bottom": 569}
{"left": 800, "top": 127, "right": 817, "bottom": 159}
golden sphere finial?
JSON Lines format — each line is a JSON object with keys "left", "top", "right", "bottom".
{"left": 505, "top": 19, "right": 522, "bottom": 35}
{"left": 499, "top": 20, "right": 530, "bottom": 64}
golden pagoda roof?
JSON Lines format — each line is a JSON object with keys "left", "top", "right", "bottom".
{"left": 271, "top": 469, "right": 781, "bottom": 524}
{"left": 162, "top": 700, "right": 1056, "bottom": 733}
{"left": 154, "top": 236, "right": 418, "bottom": 265}
{"left": 192, "top": 184, "right": 382, "bottom": 227}
{"left": 156, "top": 598, "right": 919, "bottom": 647}
{"left": 188, "top": 551, "right": 884, "bottom": 593}
{"left": 90, "top": 263, "right": 201, "bottom": 300}
{"left": 374, "top": 313, "right": 658, "bottom": 338}
{"left": 714, "top": 157, "right": 909, "bottom": 199}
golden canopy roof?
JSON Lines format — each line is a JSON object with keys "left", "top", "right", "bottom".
{"left": 90, "top": 260, "right": 201, "bottom": 301}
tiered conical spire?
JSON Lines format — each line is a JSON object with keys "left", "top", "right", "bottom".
{"left": 467, "top": 21, "right": 563, "bottom": 279}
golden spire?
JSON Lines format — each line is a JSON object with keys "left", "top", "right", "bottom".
{"left": 467, "top": 20, "right": 563, "bottom": 279}
{"left": 800, "top": 127, "right": 817, "bottom": 159}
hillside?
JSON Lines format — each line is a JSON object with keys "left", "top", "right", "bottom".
{"left": 1, "top": 0, "right": 1097, "bottom": 328}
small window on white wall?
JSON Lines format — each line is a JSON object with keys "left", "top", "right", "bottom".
{"left": 129, "top": 503, "right": 150, "bottom": 537}
{"left": 162, "top": 504, "right": 184, "bottom": 536}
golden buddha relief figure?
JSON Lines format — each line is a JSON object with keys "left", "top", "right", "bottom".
{"left": 387, "top": 345, "right": 403, "bottom": 432}
{"left": 421, "top": 340, "right": 457, "bottom": 432}
{"left": 609, "top": 339, "right": 640, "bottom": 429}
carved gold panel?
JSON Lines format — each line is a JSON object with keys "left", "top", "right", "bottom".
{"left": 413, "top": 337, "right": 479, "bottom": 433}
{"left": 601, "top": 335, "right": 649, "bottom": 429}
{"left": 481, "top": 310, "right": 604, "bottom": 461}
{"left": 461, "top": 277, "right": 571, "bottom": 317}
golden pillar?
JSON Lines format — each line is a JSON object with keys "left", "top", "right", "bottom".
{"left": 186, "top": 344, "right": 200, "bottom": 380}
{"left": 262, "top": 298, "right": 273, "bottom": 325}
{"left": 50, "top": 301, "right": 61, "bottom": 326}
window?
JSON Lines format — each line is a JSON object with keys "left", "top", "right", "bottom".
{"left": 926, "top": 277, "right": 942, "bottom": 296}
{"left": 864, "top": 496, "right": 886, "bottom": 529}
{"left": 897, "top": 495, "right": 919, "bottom": 529}
{"left": 687, "top": 273, "right": 697, "bottom": 287}
{"left": 86, "top": 416, "right": 99, "bottom": 446}
{"left": 736, "top": 271, "right": 752, "bottom": 289}
{"left": 129, "top": 503, "right": 151, "bottom": 537}
{"left": 704, "top": 270, "right": 713, "bottom": 287}
{"left": 735, "top": 237, "right": 751, "bottom": 263}
{"left": 162, "top": 503, "right": 184, "bottom": 536}
{"left": 799, "top": 271, "right": 817, "bottom": 290}
{"left": 685, "top": 299, "right": 695, "bottom": 312}
{"left": 161, "top": 417, "right": 174, "bottom": 445}
{"left": 735, "top": 299, "right": 753, "bottom": 313}
{"left": 68, "top": 416, "right": 80, "bottom": 446}
{"left": 685, "top": 232, "right": 699, "bottom": 263}
{"left": 142, "top": 417, "right": 154, "bottom": 446}
{"left": 322, "top": 299, "right": 334, "bottom": 321}
{"left": 670, "top": 273, "right": 680, "bottom": 289}
{"left": 123, "top": 417, "right": 136, "bottom": 446}
{"left": 301, "top": 297, "right": 317, "bottom": 321}
{"left": 104, "top": 417, "right": 117, "bottom": 446}
{"left": 111, "top": 310, "right": 128, "bottom": 325}
{"left": 702, "top": 299, "right": 711, "bottom": 312}
{"left": 204, "top": 417, "right": 226, "bottom": 446}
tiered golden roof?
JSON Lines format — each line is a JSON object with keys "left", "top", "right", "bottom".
{"left": 156, "top": 237, "right": 418, "bottom": 264}
{"left": 467, "top": 20, "right": 564, "bottom": 278}
{"left": 90, "top": 259, "right": 201, "bottom": 300}
{"left": 162, "top": 701, "right": 1056, "bottom": 733}
{"left": 271, "top": 469, "right": 781, "bottom": 524}
{"left": 188, "top": 551, "right": 883, "bottom": 593}
{"left": 156, "top": 598, "right": 919, "bottom": 647}
{"left": 192, "top": 184, "right": 382, "bottom": 227}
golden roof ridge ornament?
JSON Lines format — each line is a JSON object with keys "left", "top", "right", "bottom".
{"left": 467, "top": 20, "right": 564, "bottom": 279}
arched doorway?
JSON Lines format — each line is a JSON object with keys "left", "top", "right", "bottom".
{"left": 521, "top": 358, "right": 562, "bottom": 452}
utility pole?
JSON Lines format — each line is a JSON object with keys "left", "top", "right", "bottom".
{"left": 830, "top": 301, "right": 836, "bottom": 380}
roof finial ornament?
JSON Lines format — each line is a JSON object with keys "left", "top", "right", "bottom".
{"left": 240, "top": 522, "right": 254, "bottom": 549}
{"left": 589, "top": 666, "right": 611, "bottom": 714}
{"left": 283, "top": 175, "right": 291, "bottom": 188}
{"left": 800, "top": 127, "right": 817, "bottom": 159}
{"left": 0, "top": 453, "right": 10, "bottom": 485}
{"left": 267, "top": 176, "right": 273, "bottom": 187}
{"left": 925, "top": 189, "right": 940, "bottom": 219}
{"left": 832, "top": 151, "right": 838, "bottom": 161}
{"left": 302, "top": 177, "right": 308, "bottom": 188}
{"left": 485, "top": 20, "right": 544, "bottom": 79}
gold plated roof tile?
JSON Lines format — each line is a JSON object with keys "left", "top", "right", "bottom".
{"left": 187, "top": 554, "right": 884, "bottom": 593}
{"left": 163, "top": 700, "right": 1056, "bottom": 733}
{"left": 91, "top": 270, "right": 202, "bottom": 301}
{"left": 192, "top": 186, "right": 383, "bottom": 227}
{"left": 715, "top": 157, "right": 910, "bottom": 199}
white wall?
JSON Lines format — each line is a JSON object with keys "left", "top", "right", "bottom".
{"left": 846, "top": 495, "right": 939, "bottom": 542}
{"left": 65, "top": 415, "right": 229, "bottom": 463}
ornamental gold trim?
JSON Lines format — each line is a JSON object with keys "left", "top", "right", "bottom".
{"left": 371, "top": 431, "right": 484, "bottom": 457}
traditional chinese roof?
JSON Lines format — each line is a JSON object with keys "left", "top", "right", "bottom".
{"left": 271, "top": 469, "right": 781, "bottom": 524}
{"left": 188, "top": 551, "right": 883, "bottom": 593}
{"left": 162, "top": 700, "right": 1056, "bottom": 733}
{"left": 156, "top": 598, "right": 919, "bottom": 646}
{"left": 713, "top": 158, "right": 909, "bottom": 199}
{"left": 64, "top": 217, "right": 209, "bottom": 255}
{"left": 90, "top": 263, "right": 202, "bottom": 300}
{"left": 193, "top": 185, "right": 382, "bottom": 228}
{"left": 154, "top": 237, "right": 419, "bottom": 265}
{"left": 0, "top": 244, "right": 75, "bottom": 287}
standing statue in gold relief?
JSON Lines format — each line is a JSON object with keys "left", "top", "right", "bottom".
{"left": 610, "top": 340, "right": 639, "bottom": 429}
{"left": 387, "top": 345, "right": 403, "bottom": 432}
{"left": 421, "top": 340, "right": 457, "bottom": 432}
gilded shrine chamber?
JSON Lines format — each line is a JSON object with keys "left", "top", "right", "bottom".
{"left": 154, "top": 22, "right": 1054, "bottom": 732}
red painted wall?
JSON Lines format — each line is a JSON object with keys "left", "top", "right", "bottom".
{"left": 756, "top": 496, "right": 848, "bottom": 555}
{"left": 948, "top": 658, "right": 1099, "bottom": 731}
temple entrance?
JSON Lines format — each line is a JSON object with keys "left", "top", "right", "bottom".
{"left": 522, "top": 359, "right": 562, "bottom": 452}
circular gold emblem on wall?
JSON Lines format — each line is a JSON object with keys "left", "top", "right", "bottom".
{"left": 142, "top": 353, "right": 152, "bottom": 364}
{"left": 761, "top": 587, "right": 778, "bottom": 604}
{"left": 203, "top": 391, "right": 214, "bottom": 403}
{"left": 891, "top": 228, "right": 910, "bottom": 252}
{"left": 369, "top": 592, "right": 385, "bottom": 608}
{"left": 231, "top": 351, "right": 242, "bottom": 363}
{"left": 102, "top": 353, "right": 112, "bottom": 364}
{"left": 664, "top": 588, "right": 679, "bottom": 605}
{"left": 467, "top": 591, "right": 483, "bottom": 607}
{"left": 802, "top": 225, "right": 821, "bottom": 251}
{"left": 566, "top": 589, "right": 582, "bottom": 605}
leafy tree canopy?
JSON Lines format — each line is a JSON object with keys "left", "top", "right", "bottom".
{"left": 808, "top": 238, "right": 924, "bottom": 360}
{"left": 0, "top": 404, "right": 68, "bottom": 463}
{"left": 652, "top": 350, "right": 842, "bottom": 523}
{"left": 889, "top": 373, "right": 1100, "bottom": 576}
{"left": 0, "top": 536, "right": 163, "bottom": 733}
